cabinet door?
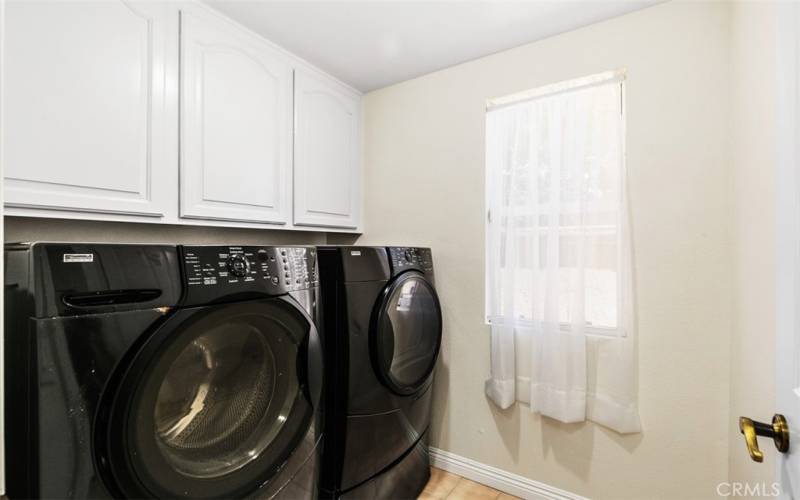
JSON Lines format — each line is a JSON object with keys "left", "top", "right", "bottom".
{"left": 180, "top": 7, "right": 291, "bottom": 224}
{"left": 3, "top": 1, "right": 177, "bottom": 217}
{"left": 294, "top": 69, "right": 361, "bottom": 229}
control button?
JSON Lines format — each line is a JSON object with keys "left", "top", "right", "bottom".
{"left": 405, "top": 249, "right": 414, "bottom": 261}
{"left": 227, "top": 254, "right": 250, "bottom": 277}
{"left": 257, "top": 249, "right": 269, "bottom": 262}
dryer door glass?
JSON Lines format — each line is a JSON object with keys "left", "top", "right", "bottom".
{"left": 373, "top": 272, "right": 442, "bottom": 394}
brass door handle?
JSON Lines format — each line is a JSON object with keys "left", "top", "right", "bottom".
{"left": 739, "top": 414, "right": 790, "bottom": 462}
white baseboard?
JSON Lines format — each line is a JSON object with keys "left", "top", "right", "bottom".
{"left": 428, "top": 447, "right": 587, "bottom": 500}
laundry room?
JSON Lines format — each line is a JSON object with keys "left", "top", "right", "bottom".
{"left": 1, "top": 1, "right": 799, "bottom": 499}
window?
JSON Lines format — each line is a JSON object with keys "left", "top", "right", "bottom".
{"left": 485, "top": 71, "right": 626, "bottom": 337}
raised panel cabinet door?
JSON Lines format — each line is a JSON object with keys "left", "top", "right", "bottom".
{"left": 294, "top": 69, "right": 361, "bottom": 229}
{"left": 3, "top": 1, "right": 177, "bottom": 217}
{"left": 180, "top": 6, "right": 292, "bottom": 224}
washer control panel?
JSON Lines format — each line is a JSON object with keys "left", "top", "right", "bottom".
{"left": 388, "top": 247, "right": 434, "bottom": 276}
{"left": 181, "top": 245, "right": 317, "bottom": 305}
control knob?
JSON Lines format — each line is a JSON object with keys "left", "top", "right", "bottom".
{"left": 227, "top": 254, "right": 250, "bottom": 277}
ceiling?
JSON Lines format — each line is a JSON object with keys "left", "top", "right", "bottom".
{"left": 204, "top": 1, "right": 662, "bottom": 93}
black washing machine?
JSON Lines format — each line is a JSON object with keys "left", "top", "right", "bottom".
{"left": 4, "top": 243, "right": 323, "bottom": 499}
{"left": 317, "top": 246, "right": 442, "bottom": 499}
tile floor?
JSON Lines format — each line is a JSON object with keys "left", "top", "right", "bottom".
{"left": 418, "top": 467, "right": 520, "bottom": 500}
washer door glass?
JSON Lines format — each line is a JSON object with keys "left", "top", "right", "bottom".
{"left": 373, "top": 272, "right": 442, "bottom": 394}
{"left": 153, "top": 318, "right": 295, "bottom": 478}
{"left": 101, "top": 299, "right": 317, "bottom": 499}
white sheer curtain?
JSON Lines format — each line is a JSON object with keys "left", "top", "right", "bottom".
{"left": 485, "top": 72, "right": 641, "bottom": 433}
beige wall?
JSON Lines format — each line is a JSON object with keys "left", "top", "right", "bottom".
{"left": 728, "top": 1, "right": 778, "bottom": 488}
{"left": 356, "top": 2, "right": 734, "bottom": 498}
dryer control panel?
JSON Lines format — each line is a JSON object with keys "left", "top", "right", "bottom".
{"left": 180, "top": 245, "right": 318, "bottom": 305}
{"left": 387, "top": 247, "right": 434, "bottom": 277}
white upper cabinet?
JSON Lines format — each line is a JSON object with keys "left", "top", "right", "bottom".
{"left": 3, "top": 1, "right": 177, "bottom": 217}
{"left": 2, "top": 1, "right": 362, "bottom": 232}
{"left": 179, "top": 6, "right": 292, "bottom": 225}
{"left": 293, "top": 68, "right": 361, "bottom": 229}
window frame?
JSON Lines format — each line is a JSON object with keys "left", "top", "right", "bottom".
{"left": 484, "top": 72, "right": 627, "bottom": 339}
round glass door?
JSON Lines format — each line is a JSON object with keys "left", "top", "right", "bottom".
{"left": 152, "top": 319, "right": 296, "bottom": 479}
{"left": 99, "top": 299, "right": 318, "bottom": 499}
{"left": 372, "top": 272, "right": 442, "bottom": 395}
